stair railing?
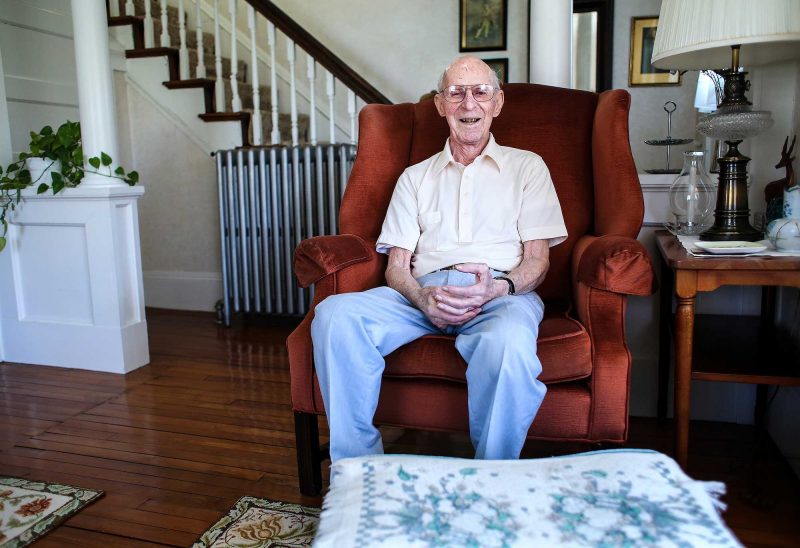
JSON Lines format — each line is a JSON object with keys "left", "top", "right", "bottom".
{"left": 113, "top": 0, "right": 390, "bottom": 147}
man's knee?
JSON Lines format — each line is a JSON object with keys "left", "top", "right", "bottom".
{"left": 312, "top": 293, "right": 358, "bottom": 338}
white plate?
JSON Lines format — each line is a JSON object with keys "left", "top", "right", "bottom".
{"left": 693, "top": 241, "right": 767, "bottom": 255}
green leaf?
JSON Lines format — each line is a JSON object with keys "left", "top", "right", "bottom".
{"left": 100, "top": 152, "right": 112, "bottom": 166}
{"left": 88, "top": 156, "right": 100, "bottom": 169}
{"left": 127, "top": 171, "right": 139, "bottom": 184}
{"left": 52, "top": 180, "right": 64, "bottom": 194}
{"left": 51, "top": 171, "right": 63, "bottom": 184}
{"left": 0, "top": 236, "right": 6, "bottom": 253}
{"left": 7, "top": 163, "right": 19, "bottom": 174}
{"left": 37, "top": 183, "right": 49, "bottom": 194}
{"left": 114, "top": 166, "right": 125, "bottom": 175}
{"left": 40, "top": 125, "right": 53, "bottom": 136}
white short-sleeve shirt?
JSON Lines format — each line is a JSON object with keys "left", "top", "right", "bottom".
{"left": 376, "top": 135, "right": 568, "bottom": 279}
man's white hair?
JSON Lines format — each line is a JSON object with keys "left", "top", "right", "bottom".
{"left": 437, "top": 55, "right": 501, "bottom": 91}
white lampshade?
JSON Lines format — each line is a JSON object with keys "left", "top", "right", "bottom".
{"left": 652, "top": 0, "right": 800, "bottom": 70}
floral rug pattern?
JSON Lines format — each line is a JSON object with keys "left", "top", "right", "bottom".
{"left": 193, "top": 496, "right": 319, "bottom": 547}
{"left": 0, "top": 476, "right": 103, "bottom": 548}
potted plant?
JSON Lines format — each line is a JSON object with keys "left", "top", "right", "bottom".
{"left": 0, "top": 121, "right": 138, "bottom": 252}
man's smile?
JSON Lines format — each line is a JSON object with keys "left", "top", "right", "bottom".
{"left": 459, "top": 117, "right": 481, "bottom": 124}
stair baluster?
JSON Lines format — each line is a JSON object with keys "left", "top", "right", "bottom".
{"left": 194, "top": 0, "right": 206, "bottom": 78}
{"left": 178, "top": 0, "right": 189, "bottom": 79}
{"left": 160, "top": 1, "right": 170, "bottom": 47}
{"left": 326, "top": 71, "right": 336, "bottom": 144}
{"left": 228, "top": 0, "right": 242, "bottom": 112}
{"left": 109, "top": 1, "right": 120, "bottom": 17}
{"left": 347, "top": 90, "right": 356, "bottom": 145}
{"left": 125, "top": 1, "right": 134, "bottom": 16}
{"left": 267, "top": 21, "right": 280, "bottom": 144}
{"left": 248, "top": 6, "right": 262, "bottom": 145}
{"left": 287, "top": 39, "right": 298, "bottom": 146}
{"left": 143, "top": 0, "right": 154, "bottom": 48}
{"left": 306, "top": 57, "right": 317, "bottom": 146}
{"left": 213, "top": 0, "right": 225, "bottom": 112}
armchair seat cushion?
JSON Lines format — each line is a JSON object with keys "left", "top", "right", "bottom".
{"left": 384, "top": 300, "right": 591, "bottom": 385}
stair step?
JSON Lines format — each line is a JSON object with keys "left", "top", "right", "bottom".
{"left": 163, "top": 78, "right": 216, "bottom": 113}
{"left": 126, "top": 47, "right": 179, "bottom": 80}
{"left": 187, "top": 48, "right": 247, "bottom": 82}
{"left": 200, "top": 111, "right": 252, "bottom": 147}
{"left": 108, "top": 15, "right": 145, "bottom": 49}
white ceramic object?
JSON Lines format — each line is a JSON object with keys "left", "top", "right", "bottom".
{"left": 766, "top": 217, "right": 800, "bottom": 251}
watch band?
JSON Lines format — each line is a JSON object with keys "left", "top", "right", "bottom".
{"left": 495, "top": 276, "right": 516, "bottom": 295}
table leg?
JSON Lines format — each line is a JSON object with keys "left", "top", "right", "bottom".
{"left": 674, "top": 293, "right": 695, "bottom": 469}
{"left": 657, "top": 259, "right": 674, "bottom": 421}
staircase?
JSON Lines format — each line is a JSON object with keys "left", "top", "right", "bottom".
{"left": 106, "top": 0, "right": 390, "bottom": 148}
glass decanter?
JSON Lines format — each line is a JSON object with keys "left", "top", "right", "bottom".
{"left": 668, "top": 151, "right": 715, "bottom": 236}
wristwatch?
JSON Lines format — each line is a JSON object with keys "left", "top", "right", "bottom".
{"left": 495, "top": 276, "right": 516, "bottom": 295}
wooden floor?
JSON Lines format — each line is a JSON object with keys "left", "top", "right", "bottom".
{"left": 1, "top": 309, "right": 799, "bottom": 546}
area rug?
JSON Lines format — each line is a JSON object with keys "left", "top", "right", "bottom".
{"left": 193, "top": 496, "right": 320, "bottom": 547}
{"left": 0, "top": 476, "right": 103, "bottom": 548}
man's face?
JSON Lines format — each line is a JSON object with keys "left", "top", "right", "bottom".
{"left": 434, "top": 59, "right": 504, "bottom": 148}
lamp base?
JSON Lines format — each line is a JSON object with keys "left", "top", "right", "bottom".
{"left": 699, "top": 140, "right": 762, "bottom": 242}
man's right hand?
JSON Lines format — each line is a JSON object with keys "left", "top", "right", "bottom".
{"left": 385, "top": 247, "right": 481, "bottom": 330}
{"left": 414, "top": 286, "right": 481, "bottom": 329}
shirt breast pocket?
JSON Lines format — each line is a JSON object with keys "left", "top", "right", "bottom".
{"left": 417, "top": 211, "right": 442, "bottom": 251}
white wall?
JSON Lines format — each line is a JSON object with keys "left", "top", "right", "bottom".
{"left": 612, "top": 0, "right": 700, "bottom": 174}
{"left": 271, "top": 0, "right": 531, "bottom": 103}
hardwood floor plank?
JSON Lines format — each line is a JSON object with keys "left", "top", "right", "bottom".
{"left": 36, "top": 526, "right": 173, "bottom": 548}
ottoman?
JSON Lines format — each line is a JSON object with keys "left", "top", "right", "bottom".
{"left": 313, "top": 449, "right": 741, "bottom": 547}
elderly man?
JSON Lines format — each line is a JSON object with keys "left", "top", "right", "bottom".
{"left": 311, "top": 56, "right": 567, "bottom": 462}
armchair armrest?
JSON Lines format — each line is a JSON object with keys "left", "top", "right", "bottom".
{"left": 573, "top": 235, "right": 657, "bottom": 296}
{"left": 294, "top": 234, "right": 375, "bottom": 288}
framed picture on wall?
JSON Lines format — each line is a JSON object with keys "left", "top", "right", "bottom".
{"left": 484, "top": 58, "right": 509, "bottom": 84}
{"left": 460, "top": 0, "right": 508, "bottom": 52}
{"left": 629, "top": 16, "right": 681, "bottom": 86}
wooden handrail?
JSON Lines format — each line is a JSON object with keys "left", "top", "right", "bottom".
{"left": 246, "top": 0, "right": 392, "bottom": 105}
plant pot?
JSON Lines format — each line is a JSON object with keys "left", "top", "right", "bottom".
{"left": 25, "top": 157, "right": 61, "bottom": 185}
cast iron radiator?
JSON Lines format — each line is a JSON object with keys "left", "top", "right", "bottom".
{"left": 216, "top": 144, "right": 356, "bottom": 326}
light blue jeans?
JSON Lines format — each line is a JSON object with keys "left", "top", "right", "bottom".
{"left": 311, "top": 269, "right": 546, "bottom": 462}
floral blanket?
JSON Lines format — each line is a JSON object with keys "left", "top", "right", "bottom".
{"left": 314, "top": 449, "right": 742, "bottom": 547}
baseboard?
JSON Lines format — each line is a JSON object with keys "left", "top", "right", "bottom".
{"left": 143, "top": 270, "right": 222, "bottom": 312}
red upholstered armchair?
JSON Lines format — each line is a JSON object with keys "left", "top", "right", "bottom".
{"left": 287, "top": 84, "right": 656, "bottom": 495}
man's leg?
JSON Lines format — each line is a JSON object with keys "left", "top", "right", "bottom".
{"left": 455, "top": 292, "right": 546, "bottom": 459}
{"left": 311, "top": 284, "right": 438, "bottom": 462}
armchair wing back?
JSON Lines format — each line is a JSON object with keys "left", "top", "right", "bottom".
{"left": 288, "top": 83, "right": 656, "bottom": 495}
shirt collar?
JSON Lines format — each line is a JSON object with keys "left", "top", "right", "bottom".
{"left": 431, "top": 134, "right": 505, "bottom": 175}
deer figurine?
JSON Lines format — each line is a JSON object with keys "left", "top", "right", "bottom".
{"left": 764, "top": 136, "right": 796, "bottom": 222}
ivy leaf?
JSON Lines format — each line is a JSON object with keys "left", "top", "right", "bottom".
{"left": 37, "top": 183, "right": 49, "bottom": 194}
{"left": 100, "top": 152, "right": 112, "bottom": 166}
{"left": 127, "top": 171, "right": 139, "bottom": 184}
{"left": 52, "top": 180, "right": 64, "bottom": 194}
{"left": 7, "top": 164, "right": 19, "bottom": 174}
{"left": 88, "top": 156, "right": 100, "bottom": 169}
{"left": 0, "top": 236, "right": 6, "bottom": 253}
{"left": 114, "top": 166, "right": 125, "bottom": 175}
{"left": 51, "top": 171, "right": 63, "bottom": 185}
{"left": 40, "top": 125, "right": 53, "bottom": 136}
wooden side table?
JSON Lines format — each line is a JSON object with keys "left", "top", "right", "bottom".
{"left": 655, "top": 230, "right": 800, "bottom": 468}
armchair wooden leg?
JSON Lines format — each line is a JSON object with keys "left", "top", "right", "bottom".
{"left": 294, "top": 412, "right": 323, "bottom": 496}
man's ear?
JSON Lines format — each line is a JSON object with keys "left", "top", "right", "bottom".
{"left": 492, "top": 90, "right": 504, "bottom": 118}
{"left": 434, "top": 94, "right": 446, "bottom": 117}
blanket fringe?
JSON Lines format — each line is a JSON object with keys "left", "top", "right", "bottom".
{"left": 702, "top": 480, "right": 728, "bottom": 513}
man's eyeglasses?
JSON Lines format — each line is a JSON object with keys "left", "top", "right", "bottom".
{"left": 439, "top": 84, "right": 496, "bottom": 103}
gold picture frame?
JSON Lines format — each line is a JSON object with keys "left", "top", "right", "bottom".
{"left": 460, "top": 0, "right": 508, "bottom": 52}
{"left": 629, "top": 16, "right": 681, "bottom": 86}
{"left": 484, "top": 58, "right": 508, "bottom": 84}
